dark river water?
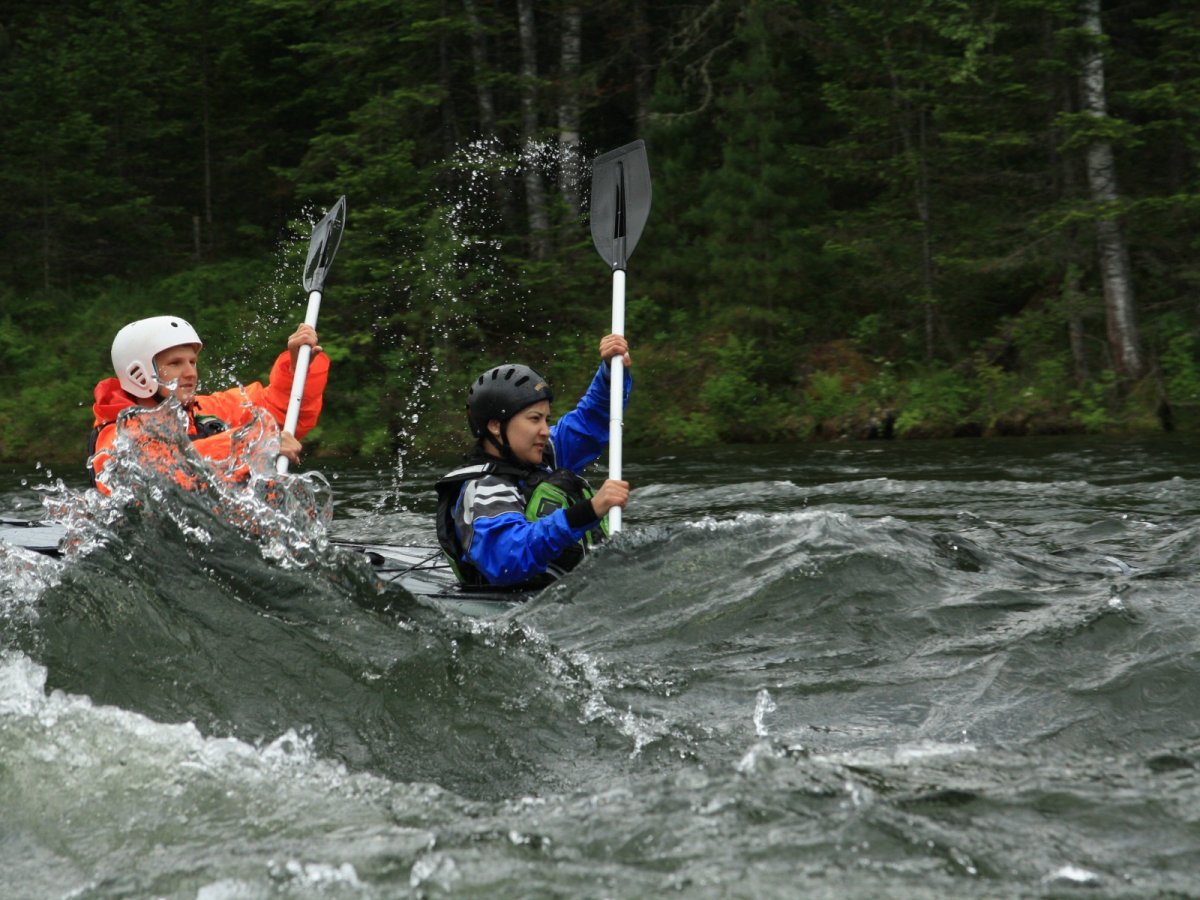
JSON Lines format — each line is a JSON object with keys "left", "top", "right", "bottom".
{"left": 1, "top": 434, "right": 1197, "bottom": 898}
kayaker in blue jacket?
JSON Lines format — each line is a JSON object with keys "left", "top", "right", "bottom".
{"left": 435, "top": 334, "right": 632, "bottom": 588}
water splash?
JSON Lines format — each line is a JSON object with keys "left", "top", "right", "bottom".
{"left": 208, "top": 213, "right": 316, "bottom": 390}
{"left": 363, "top": 137, "right": 593, "bottom": 510}
{"left": 753, "top": 688, "right": 776, "bottom": 737}
{"left": 468, "top": 615, "right": 682, "bottom": 760}
{"left": 53, "top": 396, "right": 333, "bottom": 569}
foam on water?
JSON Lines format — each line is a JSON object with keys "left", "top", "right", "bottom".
{"left": 53, "top": 397, "right": 336, "bottom": 571}
{"left": 0, "top": 650, "right": 443, "bottom": 898}
{"left": 2, "top": 437, "right": 1199, "bottom": 897}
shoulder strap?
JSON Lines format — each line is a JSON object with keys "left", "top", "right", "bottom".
{"left": 436, "top": 459, "right": 529, "bottom": 488}
{"left": 437, "top": 462, "right": 493, "bottom": 487}
{"left": 434, "top": 460, "right": 529, "bottom": 587}
{"left": 191, "top": 413, "right": 228, "bottom": 439}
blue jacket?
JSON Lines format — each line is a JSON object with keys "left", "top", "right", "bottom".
{"left": 447, "top": 363, "right": 631, "bottom": 587}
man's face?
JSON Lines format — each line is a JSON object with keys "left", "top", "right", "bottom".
{"left": 153, "top": 344, "right": 200, "bottom": 402}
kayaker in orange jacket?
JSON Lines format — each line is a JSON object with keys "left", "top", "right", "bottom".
{"left": 88, "top": 315, "right": 329, "bottom": 494}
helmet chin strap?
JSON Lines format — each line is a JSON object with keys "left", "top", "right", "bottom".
{"left": 484, "top": 421, "right": 528, "bottom": 469}
{"left": 482, "top": 419, "right": 503, "bottom": 453}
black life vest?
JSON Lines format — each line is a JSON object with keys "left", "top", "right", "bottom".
{"left": 434, "top": 457, "right": 606, "bottom": 589}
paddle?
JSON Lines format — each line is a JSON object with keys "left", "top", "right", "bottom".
{"left": 590, "top": 140, "right": 651, "bottom": 533}
{"left": 277, "top": 195, "right": 347, "bottom": 474}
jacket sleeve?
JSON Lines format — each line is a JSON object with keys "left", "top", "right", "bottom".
{"left": 196, "top": 351, "right": 329, "bottom": 438}
{"left": 466, "top": 509, "right": 594, "bottom": 586}
{"left": 550, "top": 363, "right": 633, "bottom": 474}
{"left": 456, "top": 476, "right": 595, "bottom": 586}
{"left": 90, "top": 423, "right": 117, "bottom": 495}
{"left": 260, "top": 349, "right": 330, "bottom": 437}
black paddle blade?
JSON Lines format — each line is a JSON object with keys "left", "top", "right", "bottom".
{"left": 590, "top": 140, "right": 651, "bottom": 271}
{"left": 303, "top": 195, "right": 347, "bottom": 292}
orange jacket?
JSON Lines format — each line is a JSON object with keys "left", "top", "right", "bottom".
{"left": 89, "top": 350, "right": 330, "bottom": 493}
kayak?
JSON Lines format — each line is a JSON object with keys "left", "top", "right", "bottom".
{"left": 0, "top": 520, "right": 530, "bottom": 618}
{"left": 341, "top": 541, "right": 534, "bottom": 617}
{"left": 0, "top": 521, "right": 65, "bottom": 555}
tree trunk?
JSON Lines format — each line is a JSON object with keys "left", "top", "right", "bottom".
{"left": 40, "top": 175, "right": 51, "bottom": 290}
{"left": 1080, "top": 0, "right": 1143, "bottom": 380}
{"left": 438, "top": 0, "right": 460, "bottom": 156}
{"left": 885, "top": 34, "right": 938, "bottom": 361}
{"left": 200, "top": 43, "right": 213, "bottom": 257}
{"left": 1050, "top": 18, "right": 1090, "bottom": 386}
{"left": 462, "top": 0, "right": 497, "bottom": 138}
{"left": 632, "top": 0, "right": 652, "bottom": 130}
{"left": 463, "top": 0, "right": 518, "bottom": 232}
{"left": 915, "top": 106, "right": 937, "bottom": 361}
{"left": 1064, "top": 264, "right": 1090, "bottom": 385}
{"left": 558, "top": 3, "right": 582, "bottom": 221}
{"left": 516, "top": 0, "right": 550, "bottom": 259}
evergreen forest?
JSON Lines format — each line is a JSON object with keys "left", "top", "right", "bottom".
{"left": 1, "top": 0, "right": 1198, "bottom": 469}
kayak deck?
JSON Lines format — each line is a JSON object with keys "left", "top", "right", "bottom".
{"left": 0, "top": 520, "right": 529, "bottom": 617}
{"left": 345, "top": 542, "right": 533, "bottom": 616}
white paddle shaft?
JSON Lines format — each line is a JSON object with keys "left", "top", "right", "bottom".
{"left": 276, "top": 288, "right": 323, "bottom": 474}
{"left": 608, "top": 269, "right": 626, "bottom": 533}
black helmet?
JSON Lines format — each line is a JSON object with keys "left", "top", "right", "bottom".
{"left": 467, "top": 364, "right": 554, "bottom": 438}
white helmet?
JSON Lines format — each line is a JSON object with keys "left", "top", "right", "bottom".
{"left": 110, "top": 315, "right": 203, "bottom": 398}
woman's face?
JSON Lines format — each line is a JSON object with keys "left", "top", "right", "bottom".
{"left": 490, "top": 401, "right": 551, "bottom": 465}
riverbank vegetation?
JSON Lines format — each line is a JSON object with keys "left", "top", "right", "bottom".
{"left": 1, "top": 0, "right": 1197, "bottom": 467}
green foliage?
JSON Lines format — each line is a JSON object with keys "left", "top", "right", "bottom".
{"left": 894, "top": 365, "right": 976, "bottom": 436}
{"left": 1161, "top": 332, "right": 1200, "bottom": 406}
{"left": 804, "top": 371, "right": 856, "bottom": 429}
{"left": 698, "top": 335, "right": 795, "bottom": 442}
{"left": 1068, "top": 369, "right": 1120, "bottom": 432}
{"left": 0, "top": 0, "right": 1197, "bottom": 463}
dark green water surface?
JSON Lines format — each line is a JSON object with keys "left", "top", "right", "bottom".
{"left": 1, "top": 435, "right": 1197, "bottom": 898}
